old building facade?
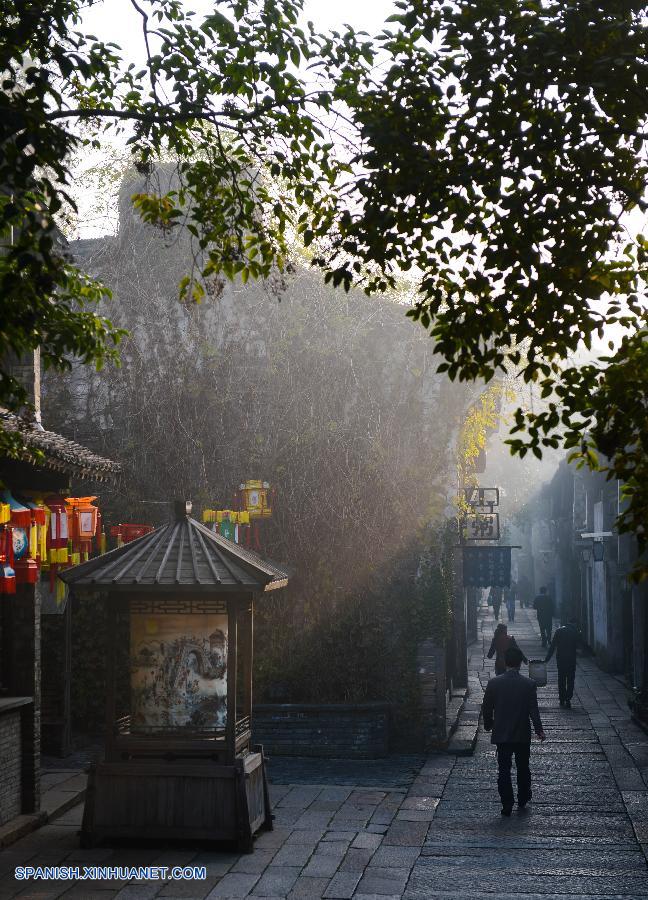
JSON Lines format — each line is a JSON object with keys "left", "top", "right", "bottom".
{"left": 522, "top": 460, "right": 648, "bottom": 711}
{"left": 0, "top": 351, "right": 119, "bottom": 832}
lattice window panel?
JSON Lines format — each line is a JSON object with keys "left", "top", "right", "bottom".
{"left": 129, "top": 598, "right": 227, "bottom": 615}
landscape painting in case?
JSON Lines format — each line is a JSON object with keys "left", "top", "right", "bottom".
{"left": 130, "top": 614, "right": 228, "bottom": 731}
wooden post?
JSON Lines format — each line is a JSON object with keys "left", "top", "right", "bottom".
{"left": 105, "top": 601, "right": 117, "bottom": 762}
{"left": 452, "top": 573, "right": 468, "bottom": 690}
{"left": 243, "top": 599, "right": 253, "bottom": 720}
{"left": 62, "top": 596, "right": 72, "bottom": 757}
{"left": 226, "top": 598, "right": 238, "bottom": 763}
{"left": 234, "top": 760, "right": 254, "bottom": 852}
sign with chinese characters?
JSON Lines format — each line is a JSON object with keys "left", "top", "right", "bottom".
{"left": 464, "top": 513, "right": 500, "bottom": 541}
{"left": 463, "top": 546, "right": 511, "bottom": 587}
{"left": 463, "top": 487, "right": 499, "bottom": 507}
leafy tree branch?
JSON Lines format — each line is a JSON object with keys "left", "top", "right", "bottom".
{"left": 0, "top": 0, "right": 346, "bottom": 423}
{"left": 312, "top": 0, "right": 648, "bottom": 572}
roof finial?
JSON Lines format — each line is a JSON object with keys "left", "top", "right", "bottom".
{"left": 174, "top": 499, "right": 192, "bottom": 520}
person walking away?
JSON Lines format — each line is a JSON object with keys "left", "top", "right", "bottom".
{"left": 487, "top": 623, "right": 528, "bottom": 676}
{"left": 517, "top": 574, "right": 531, "bottom": 609}
{"left": 533, "top": 586, "right": 555, "bottom": 647}
{"left": 545, "top": 618, "right": 580, "bottom": 708}
{"left": 482, "top": 645, "right": 546, "bottom": 816}
{"left": 505, "top": 582, "right": 517, "bottom": 622}
{"left": 489, "top": 586, "right": 503, "bottom": 621}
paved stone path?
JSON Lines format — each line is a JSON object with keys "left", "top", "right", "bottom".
{"left": 409, "top": 603, "right": 648, "bottom": 899}
{"left": 39, "top": 771, "right": 88, "bottom": 823}
{"left": 1, "top": 605, "right": 648, "bottom": 898}
{"left": 0, "top": 769, "right": 88, "bottom": 849}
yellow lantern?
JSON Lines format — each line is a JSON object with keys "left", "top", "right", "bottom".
{"left": 36, "top": 500, "right": 52, "bottom": 569}
{"left": 240, "top": 480, "right": 272, "bottom": 519}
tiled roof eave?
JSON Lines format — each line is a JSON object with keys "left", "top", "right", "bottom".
{"left": 68, "top": 581, "right": 262, "bottom": 593}
{"left": 192, "top": 518, "right": 285, "bottom": 582}
{"left": 263, "top": 576, "right": 289, "bottom": 591}
{"left": 0, "top": 412, "right": 121, "bottom": 480}
{"left": 59, "top": 515, "right": 289, "bottom": 592}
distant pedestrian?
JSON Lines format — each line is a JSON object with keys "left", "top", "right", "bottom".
{"left": 533, "top": 586, "right": 555, "bottom": 647}
{"left": 489, "top": 586, "right": 503, "bottom": 620}
{"left": 505, "top": 583, "right": 517, "bottom": 622}
{"left": 517, "top": 575, "right": 532, "bottom": 609}
{"left": 487, "top": 623, "right": 528, "bottom": 676}
{"left": 482, "top": 645, "right": 546, "bottom": 816}
{"left": 545, "top": 618, "right": 580, "bottom": 708}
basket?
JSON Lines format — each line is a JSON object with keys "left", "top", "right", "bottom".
{"left": 528, "top": 660, "right": 547, "bottom": 687}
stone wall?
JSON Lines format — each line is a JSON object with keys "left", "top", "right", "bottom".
{"left": 416, "top": 639, "right": 446, "bottom": 749}
{"left": 253, "top": 703, "right": 390, "bottom": 758}
{"left": 0, "top": 706, "right": 23, "bottom": 825}
{"left": 3, "top": 585, "right": 41, "bottom": 813}
{"left": 4, "top": 349, "right": 42, "bottom": 425}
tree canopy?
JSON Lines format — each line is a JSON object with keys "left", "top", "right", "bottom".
{"left": 0, "top": 0, "right": 348, "bottom": 425}
{"left": 315, "top": 0, "right": 648, "bottom": 569}
{"left": 3, "top": 0, "right": 648, "bottom": 567}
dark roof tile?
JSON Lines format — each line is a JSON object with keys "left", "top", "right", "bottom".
{"left": 59, "top": 514, "right": 288, "bottom": 593}
{"left": 1, "top": 413, "right": 120, "bottom": 480}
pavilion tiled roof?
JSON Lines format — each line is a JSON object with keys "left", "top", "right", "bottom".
{"left": 59, "top": 507, "right": 288, "bottom": 593}
{"left": 1, "top": 413, "right": 121, "bottom": 481}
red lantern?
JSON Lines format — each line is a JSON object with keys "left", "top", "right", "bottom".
{"left": 110, "top": 523, "right": 154, "bottom": 547}
{"left": 0, "top": 527, "right": 16, "bottom": 593}
{"left": 0, "top": 565, "right": 16, "bottom": 593}
{"left": 18, "top": 499, "right": 47, "bottom": 528}
{"left": 0, "top": 489, "right": 32, "bottom": 527}
{"left": 18, "top": 497, "right": 47, "bottom": 567}
{"left": 45, "top": 496, "right": 69, "bottom": 557}
{"left": 45, "top": 496, "right": 69, "bottom": 590}
{"left": 15, "top": 557, "right": 38, "bottom": 585}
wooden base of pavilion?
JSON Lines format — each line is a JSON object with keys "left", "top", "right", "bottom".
{"left": 80, "top": 744, "right": 272, "bottom": 851}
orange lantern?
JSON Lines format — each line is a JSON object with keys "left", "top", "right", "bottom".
{"left": 66, "top": 496, "right": 99, "bottom": 556}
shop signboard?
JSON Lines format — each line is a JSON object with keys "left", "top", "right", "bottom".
{"left": 463, "top": 546, "right": 511, "bottom": 588}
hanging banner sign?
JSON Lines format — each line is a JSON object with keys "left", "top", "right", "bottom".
{"left": 463, "top": 546, "right": 511, "bottom": 588}
{"left": 464, "top": 512, "right": 500, "bottom": 541}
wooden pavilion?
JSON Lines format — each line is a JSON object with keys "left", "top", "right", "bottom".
{"left": 59, "top": 500, "right": 288, "bottom": 850}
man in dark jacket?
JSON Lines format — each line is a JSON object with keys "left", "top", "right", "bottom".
{"left": 482, "top": 646, "right": 545, "bottom": 816}
{"left": 533, "top": 586, "right": 555, "bottom": 647}
{"left": 545, "top": 619, "right": 580, "bottom": 708}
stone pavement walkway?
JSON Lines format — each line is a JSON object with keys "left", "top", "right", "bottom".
{"left": 406, "top": 603, "right": 648, "bottom": 898}
{"left": 1, "top": 604, "right": 648, "bottom": 898}
{"left": 39, "top": 771, "right": 88, "bottom": 824}
{"left": 0, "top": 767, "right": 88, "bottom": 849}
